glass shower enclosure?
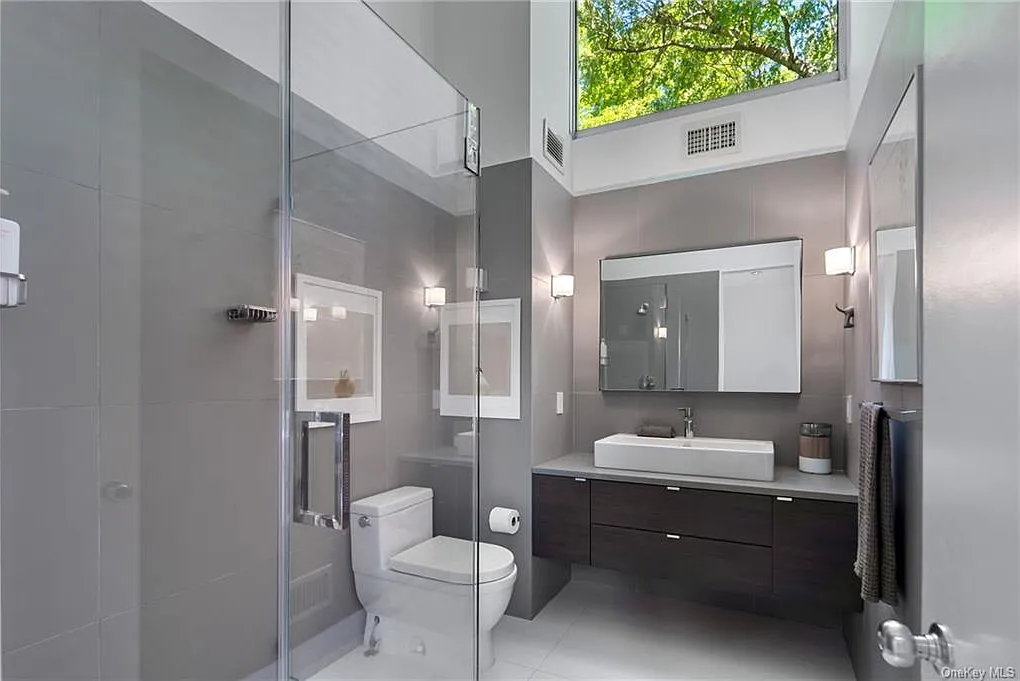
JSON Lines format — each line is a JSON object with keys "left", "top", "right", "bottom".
{"left": 0, "top": 1, "right": 482, "bottom": 679}
{"left": 282, "top": 2, "right": 483, "bottom": 679}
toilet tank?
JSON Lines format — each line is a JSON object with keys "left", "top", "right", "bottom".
{"left": 350, "top": 486, "right": 433, "bottom": 574}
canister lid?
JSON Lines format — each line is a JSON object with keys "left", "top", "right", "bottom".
{"left": 800, "top": 422, "right": 833, "bottom": 437}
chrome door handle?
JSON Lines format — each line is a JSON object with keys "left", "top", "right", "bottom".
{"left": 878, "top": 620, "right": 955, "bottom": 671}
{"left": 295, "top": 412, "right": 350, "bottom": 531}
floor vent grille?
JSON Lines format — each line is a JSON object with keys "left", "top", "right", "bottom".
{"left": 685, "top": 117, "right": 741, "bottom": 156}
{"left": 290, "top": 564, "right": 333, "bottom": 623}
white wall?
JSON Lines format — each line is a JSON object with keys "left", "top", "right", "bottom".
{"left": 572, "top": 79, "right": 848, "bottom": 194}
{"left": 529, "top": 0, "right": 572, "bottom": 190}
{"left": 846, "top": 0, "right": 895, "bottom": 131}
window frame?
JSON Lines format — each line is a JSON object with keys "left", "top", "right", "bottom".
{"left": 572, "top": 0, "right": 849, "bottom": 138}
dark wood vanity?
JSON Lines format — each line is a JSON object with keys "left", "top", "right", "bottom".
{"left": 533, "top": 472, "right": 860, "bottom": 607}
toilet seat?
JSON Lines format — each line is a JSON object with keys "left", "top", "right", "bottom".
{"left": 389, "top": 536, "right": 515, "bottom": 585}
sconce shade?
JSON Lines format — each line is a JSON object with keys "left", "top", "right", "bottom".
{"left": 824, "top": 247, "right": 855, "bottom": 275}
{"left": 551, "top": 274, "right": 575, "bottom": 299}
{"left": 423, "top": 286, "right": 447, "bottom": 307}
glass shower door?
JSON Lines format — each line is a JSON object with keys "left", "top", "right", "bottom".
{"left": 283, "top": 4, "right": 482, "bottom": 679}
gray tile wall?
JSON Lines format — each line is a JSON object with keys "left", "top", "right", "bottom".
{"left": 478, "top": 160, "right": 534, "bottom": 618}
{"left": 572, "top": 153, "right": 848, "bottom": 470}
{"left": 2, "top": 3, "right": 282, "bottom": 678}
{"left": 841, "top": 2, "right": 924, "bottom": 680}
{"left": 2, "top": 2, "right": 477, "bottom": 678}
{"left": 529, "top": 162, "right": 574, "bottom": 615}
{"left": 474, "top": 159, "right": 575, "bottom": 619}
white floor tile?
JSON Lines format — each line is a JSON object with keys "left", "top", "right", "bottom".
{"left": 494, "top": 615, "right": 570, "bottom": 668}
{"left": 481, "top": 658, "right": 537, "bottom": 680}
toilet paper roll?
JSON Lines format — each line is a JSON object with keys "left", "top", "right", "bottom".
{"left": 488, "top": 507, "right": 521, "bottom": 535}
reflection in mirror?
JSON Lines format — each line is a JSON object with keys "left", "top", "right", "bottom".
{"left": 870, "top": 71, "right": 920, "bottom": 383}
{"left": 599, "top": 239, "right": 802, "bottom": 393}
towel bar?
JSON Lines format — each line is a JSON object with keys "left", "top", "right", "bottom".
{"left": 858, "top": 401, "right": 922, "bottom": 423}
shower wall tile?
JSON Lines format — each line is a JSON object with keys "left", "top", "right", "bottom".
{"left": 99, "top": 405, "right": 141, "bottom": 618}
{"left": 0, "top": 165, "right": 100, "bottom": 410}
{"left": 139, "top": 559, "right": 278, "bottom": 681}
{"left": 99, "top": 611, "right": 140, "bottom": 681}
{"left": 137, "top": 220, "right": 276, "bottom": 405}
{"left": 98, "top": 194, "right": 149, "bottom": 406}
{"left": 0, "top": 0, "right": 101, "bottom": 189}
{"left": 98, "top": 17, "right": 280, "bottom": 233}
{"left": 139, "top": 399, "right": 277, "bottom": 603}
{"left": 0, "top": 407, "right": 100, "bottom": 652}
{"left": 3, "top": 623, "right": 100, "bottom": 681}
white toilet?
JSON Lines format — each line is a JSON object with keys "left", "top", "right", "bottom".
{"left": 350, "top": 486, "right": 517, "bottom": 671}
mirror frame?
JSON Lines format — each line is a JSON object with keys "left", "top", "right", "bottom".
{"left": 597, "top": 237, "right": 804, "bottom": 394}
{"left": 869, "top": 66, "right": 923, "bottom": 385}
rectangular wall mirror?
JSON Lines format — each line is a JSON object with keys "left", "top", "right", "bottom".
{"left": 294, "top": 273, "right": 383, "bottom": 421}
{"left": 599, "top": 239, "right": 802, "bottom": 393}
{"left": 870, "top": 69, "right": 921, "bottom": 384}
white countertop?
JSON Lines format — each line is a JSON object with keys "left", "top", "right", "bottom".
{"left": 533, "top": 452, "right": 858, "bottom": 503}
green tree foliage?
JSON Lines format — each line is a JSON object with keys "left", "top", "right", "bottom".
{"left": 577, "top": 0, "right": 838, "bottom": 129}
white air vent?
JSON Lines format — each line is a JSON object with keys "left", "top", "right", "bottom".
{"left": 290, "top": 564, "right": 333, "bottom": 623}
{"left": 684, "top": 117, "right": 741, "bottom": 157}
{"left": 543, "top": 119, "right": 565, "bottom": 172}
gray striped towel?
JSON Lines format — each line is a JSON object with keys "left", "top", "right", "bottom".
{"left": 854, "top": 402, "right": 897, "bottom": 605}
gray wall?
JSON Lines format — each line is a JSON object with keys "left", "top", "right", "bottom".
{"left": 572, "top": 152, "right": 847, "bottom": 470}
{"left": 1, "top": 2, "right": 476, "bottom": 678}
{"left": 528, "top": 161, "right": 574, "bottom": 614}
{"left": 840, "top": 2, "right": 924, "bottom": 679}
{"left": 477, "top": 158, "right": 574, "bottom": 619}
{"left": 1, "top": 3, "right": 281, "bottom": 679}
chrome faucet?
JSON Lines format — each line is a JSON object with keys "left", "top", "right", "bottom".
{"left": 678, "top": 407, "right": 695, "bottom": 439}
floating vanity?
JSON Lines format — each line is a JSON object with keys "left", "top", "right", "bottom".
{"left": 532, "top": 452, "right": 860, "bottom": 607}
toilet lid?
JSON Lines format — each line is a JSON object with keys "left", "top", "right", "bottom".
{"left": 389, "top": 536, "right": 515, "bottom": 585}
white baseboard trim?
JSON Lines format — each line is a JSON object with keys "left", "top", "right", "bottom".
{"left": 245, "top": 609, "right": 365, "bottom": 681}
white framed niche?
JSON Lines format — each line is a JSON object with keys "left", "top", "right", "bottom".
{"left": 294, "top": 273, "right": 382, "bottom": 422}
{"left": 440, "top": 298, "right": 521, "bottom": 420}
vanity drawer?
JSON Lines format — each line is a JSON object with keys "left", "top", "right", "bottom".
{"left": 533, "top": 474, "right": 591, "bottom": 564}
{"left": 591, "top": 524, "right": 772, "bottom": 594}
{"left": 590, "top": 480, "right": 773, "bottom": 546}
{"left": 772, "top": 497, "right": 860, "bottom": 604}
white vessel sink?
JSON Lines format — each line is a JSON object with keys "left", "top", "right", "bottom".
{"left": 594, "top": 433, "right": 775, "bottom": 481}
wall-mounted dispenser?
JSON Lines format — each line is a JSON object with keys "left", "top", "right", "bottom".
{"left": 1, "top": 188, "right": 28, "bottom": 308}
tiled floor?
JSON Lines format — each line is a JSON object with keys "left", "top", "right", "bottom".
{"left": 312, "top": 580, "right": 857, "bottom": 680}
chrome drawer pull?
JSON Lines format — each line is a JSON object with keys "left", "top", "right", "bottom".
{"left": 666, "top": 533, "right": 681, "bottom": 540}
{"left": 574, "top": 477, "right": 587, "bottom": 482}
{"left": 665, "top": 486, "right": 680, "bottom": 492}
{"left": 776, "top": 496, "right": 793, "bottom": 502}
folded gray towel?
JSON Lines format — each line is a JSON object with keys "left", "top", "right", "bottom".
{"left": 854, "top": 402, "right": 897, "bottom": 605}
{"left": 636, "top": 423, "right": 675, "bottom": 438}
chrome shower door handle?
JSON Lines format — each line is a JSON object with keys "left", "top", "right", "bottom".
{"left": 295, "top": 412, "right": 350, "bottom": 531}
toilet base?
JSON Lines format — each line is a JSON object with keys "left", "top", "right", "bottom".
{"left": 361, "top": 611, "right": 495, "bottom": 673}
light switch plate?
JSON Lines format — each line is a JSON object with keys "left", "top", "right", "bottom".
{"left": 556, "top": 392, "right": 565, "bottom": 415}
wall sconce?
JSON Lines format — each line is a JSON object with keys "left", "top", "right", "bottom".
{"left": 423, "top": 286, "right": 447, "bottom": 308}
{"left": 824, "top": 247, "right": 855, "bottom": 275}
{"left": 551, "top": 274, "right": 575, "bottom": 299}
{"left": 824, "top": 247, "right": 856, "bottom": 328}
